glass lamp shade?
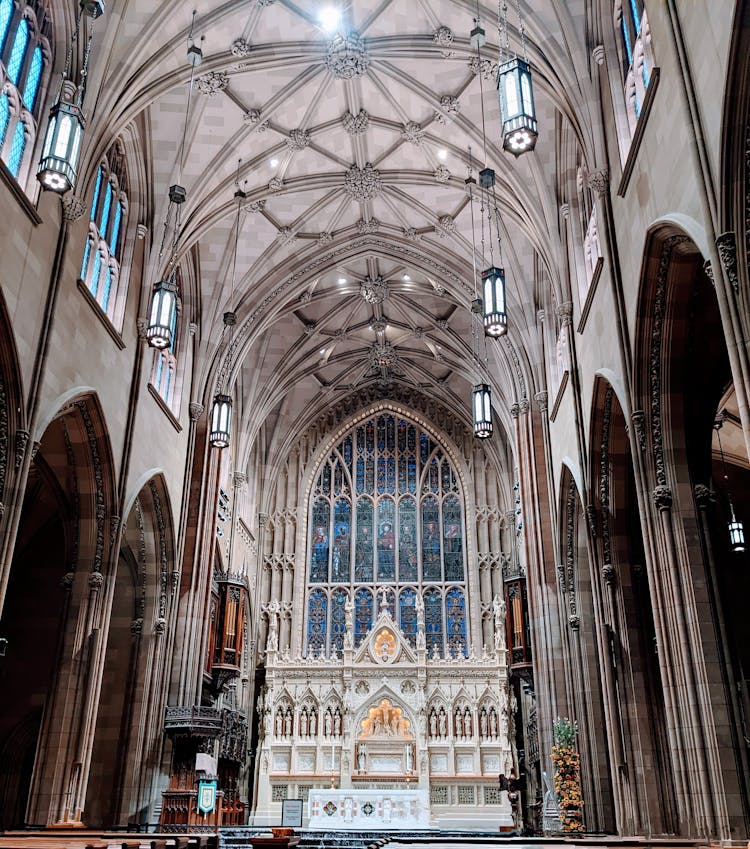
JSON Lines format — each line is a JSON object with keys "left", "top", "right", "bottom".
{"left": 729, "top": 514, "right": 745, "bottom": 553}
{"left": 37, "top": 93, "right": 85, "bottom": 194}
{"left": 497, "top": 57, "right": 538, "bottom": 156}
{"left": 472, "top": 383, "right": 493, "bottom": 439}
{"left": 482, "top": 267, "right": 507, "bottom": 337}
{"left": 210, "top": 394, "right": 233, "bottom": 449}
{"left": 146, "top": 279, "right": 178, "bottom": 350}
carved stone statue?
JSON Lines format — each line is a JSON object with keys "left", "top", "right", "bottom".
{"left": 493, "top": 594, "right": 506, "bottom": 649}
{"left": 310, "top": 709, "right": 317, "bottom": 736}
{"left": 283, "top": 710, "right": 292, "bottom": 737}
{"left": 357, "top": 745, "right": 366, "bottom": 772}
{"left": 300, "top": 709, "right": 308, "bottom": 737}
{"left": 438, "top": 708, "right": 447, "bottom": 738}
{"left": 489, "top": 707, "right": 498, "bottom": 738}
{"left": 405, "top": 742, "right": 413, "bottom": 772}
{"left": 275, "top": 711, "right": 283, "bottom": 737}
{"left": 455, "top": 708, "right": 463, "bottom": 738}
{"left": 429, "top": 711, "right": 437, "bottom": 738}
{"left": 334, "top": 710, "right": 341, "bottom": 736}
{"left": 480, "top": 709, "right": 488, "bottom": 739}
{"left": 325, "top": 711, "right": 333, "bottom": 737}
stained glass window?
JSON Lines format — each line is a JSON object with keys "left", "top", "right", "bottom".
{"left": 445, "top": 588, "right": 467, "bottom": 658}
{"left": 330, "top": 589, "right": 347, "bottom": 654}
{"left": 354, "top": 588, "right": 373, "bottom": 647}
{"left": 0, "top": 94, "right": 9, "bottom": 149}
{"left": 424, "top": 588, "right": 443, "bottom": 656}
{"left": 305, "top": 413, "right": 469, "bottom": 657}
{"left": 0, "top": 0, "right": 12, "bottom": 53}
{"left": 7, "top": 119, "right": 25, "bottom": 177}
{"left": 354, "top": 497, "right": 374, "bottom": 582}
{"left": 307, "top": 590, "right": 327, "bottom": 655}
{"left": 6, "top": 18, "right": 28, "bottom": 84}
{"left": 399, "top": 588, "right": 417, "bottom": 647}
{"left": 0, "top": 6, "right": 49, "bottom": 186}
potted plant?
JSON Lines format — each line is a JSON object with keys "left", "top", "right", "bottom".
{"left": 550, "top": 717, "right": 584, "bottom": 833}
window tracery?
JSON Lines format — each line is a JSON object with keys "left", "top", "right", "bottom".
{"left": 81, "top": 143, "right": 129, "bottom": 323}
{"left": 0, "top": 0, "right": 50, "bottom": 185}
{"left": 305, "top": 414, "right": 469, "bottom": 658}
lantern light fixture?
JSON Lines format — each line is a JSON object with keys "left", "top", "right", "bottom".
{"left": 37, "top": 1, "right": 103, "bottom": 193}
{"left": 146, "top": 13, "right": 200, "bottom": 349}
{"left": 482, "top": 266, "right": 507, "bottom": 337}
{"left": 210, "top": 173, "right": 245, "bottom": 450}
{"left": 146, "top": 279, "right": 179, "bottom": 349}
{"left": 209, "top": 392, "right": 233, "bottom": 449}
{"left": 715, "top": 418, "right": 745, "bottom": 554}
{"left": 472, "top": 384, "right": 493, "bottom": 439}
{"left": 497, "top": 0, "right": 538, "bottom": 156}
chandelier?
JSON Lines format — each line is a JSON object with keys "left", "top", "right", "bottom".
{"left": 715, "top": 418, "right": 745, "bottom": 554}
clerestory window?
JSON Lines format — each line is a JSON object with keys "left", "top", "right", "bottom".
{"left": 0, "top": 0, "right": 50, "bottom": 186}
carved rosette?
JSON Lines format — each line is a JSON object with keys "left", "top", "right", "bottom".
{"left": 436, "top": 215, "right": 455, "bottom": 238}
{"left": 432, "top": 26, "right": 454, "bottom": 56}
{"left": 360, "top": 275, "right": 388, "bottom": 304}
{"left": 286, "top": 128, "right": 311, "bottom": 151}
{"left": 356, "top": 218, "right": 380, "bottom": 235}
{"left": 344, "top": 163, "right": 382, "bottom": 200}
{"left": 197, "top": 71, "right": 229, "bottom": 95}
{"left": 325, "top": 32, "right": 369, "bottom": 79}
{"left": 231, "top": 38, "right": 252, "bottom": 57}
{"left": 439, "top": 95, "right": 459, "bottom": 114}
{"left": 368, "top": 342, "right": 398, "bottom": 368}
{"left": 468, "top": 56, "right": 497, "bottom": 79}
{"left": 433, "top": 165, "right": 451, "bottom": 183}
{"left": 268, "top": 176, "right": 284, "bottom": 193}
{"left": 342, "top": 109, "right": 369, "bottom": 135}
{"left": 401, "top": 121, "right": 425, "bottom": 146}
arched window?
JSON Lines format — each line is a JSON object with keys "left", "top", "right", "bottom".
{"left": 151, "top": 267, "right": 183, "bottom": 410}
{"left": 81, "top": 143, "right": 129, "bottom": 323}
{"left": 304, "top": 413, "right": 469, "bottom": 658}
{"left": 0, "top": 3, "right": 50, "bottom": 185}
{"left": 614, "top": 0, "right": 654, "bottom": 134}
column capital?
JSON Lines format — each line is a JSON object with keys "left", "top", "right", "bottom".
{"left": 189, "top": 402, "right": 204, "bottom": 421}
{"left": 716, "top": 231, "right": 739, "bottom": 294}
{"left": 652, "top": 485, "right": 673, "bottom": 511}
{"left": 587, "top": 168, "right": 609, "bottom": 197}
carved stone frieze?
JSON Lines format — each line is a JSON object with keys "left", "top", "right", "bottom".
{"left": 0, "top": 377, "right": 6, "bottom": 500}
{"left": 631, "top": 410, "right": 646, "bottom": 451}
{"left": 76, "top": 401, "right": 105, "bottom": 572}
{"left": 14, "top": 429, "right": 29, "bottom": 469}
{"left": 715, "top": 231, "right": 739, "bottom": 294}
{"left": 599, "top": 386, "right": 613, "bottom": 566}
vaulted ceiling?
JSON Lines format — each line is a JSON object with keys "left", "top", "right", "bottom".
{"left": 84, "top": 0, "right": 598, "bottom": 462}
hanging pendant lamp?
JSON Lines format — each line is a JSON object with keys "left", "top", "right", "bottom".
{"left": 37, "top": 1, "right": 103, "bottom": 193}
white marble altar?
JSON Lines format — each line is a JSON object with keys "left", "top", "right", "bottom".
{"left": 308, "top": 789, "right": 430, "bottom": 830}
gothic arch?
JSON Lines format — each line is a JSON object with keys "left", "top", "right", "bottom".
{"left": 632, "top": 224, "right": 750, "bottom": 836}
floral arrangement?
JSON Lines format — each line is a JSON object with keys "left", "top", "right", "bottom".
{"left": 550, "top": 717, "right": 584, "bottom": 833}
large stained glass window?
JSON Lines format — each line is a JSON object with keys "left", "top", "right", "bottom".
{"left": 304, "top": 413, "right": 469, "bottom": 657}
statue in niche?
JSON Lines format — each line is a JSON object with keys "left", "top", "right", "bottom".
{"left": 357, "top": 745, "right": 366, "bottom": 772}
{"left": 454, "top": 708, "right": 463, "bottom": 738}
{"left": 334, "top": 709, "right": 342, "bottom": 736}
{"left": 438, "top": 708, "right": 447, "bottom": 738}
{"left": 300, "top": 709, "right": 309, "bottom": 737}
{"left": 325, "top": 710, "right": 333, "bottom": 737}
{"left": 429, "top": 711, "right": 437, "bottom": 738}
{"left": 310, "top": 709, "right": 317, "bottom": 736}
{"left": 493, "top": 594, "right": 506, "bottom": 649}
{"left": 275, "top": 711, "right": 283, "bottom": 737}
{"left": 284, "top": 709, "right": 292, "bottom": 737}
{"left": 464, "top": 707, "right": 472, "bottom": 737}
{"left": 490, "top": 707, "right": 498, "bottom": 738}
{"left": 480, "top": 708, "right": 488, "bottom": 739}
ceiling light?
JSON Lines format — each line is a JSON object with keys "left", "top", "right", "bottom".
{"left": 338, "top": 276, "right": 347, "bottom": 284}
{"left": 437, "top": 149, "right": 448, "bottom": 161}
{"left": 270, "top": 157, "right": 279, "bottom": 167}
{"left": 319, "top": 6, "right": 341, "bottom": 32}
{"left": 402, "top": 274, "right": 411, "bottom": 281}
